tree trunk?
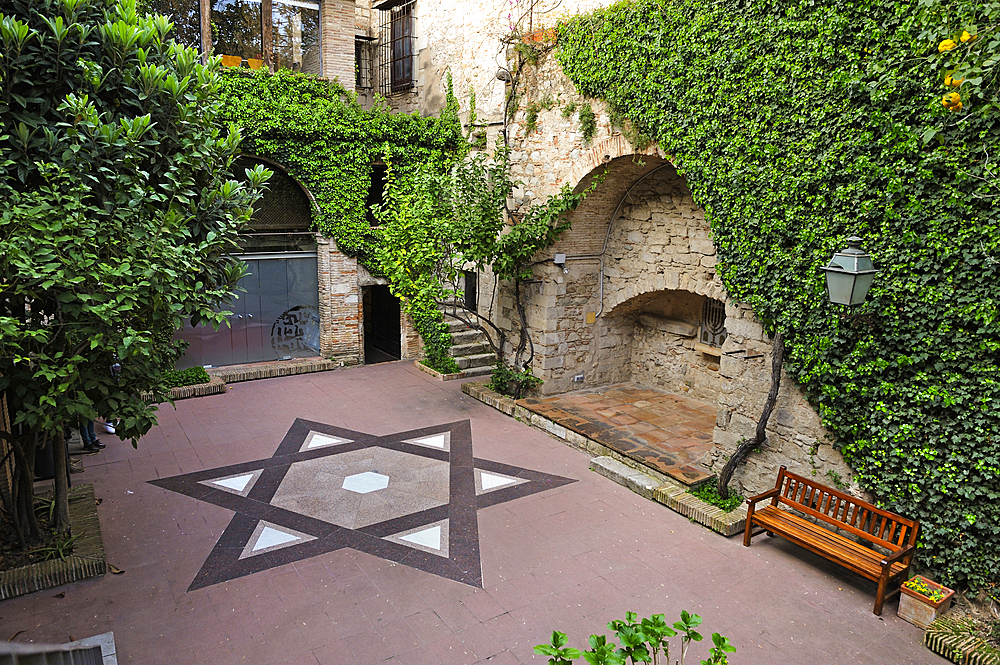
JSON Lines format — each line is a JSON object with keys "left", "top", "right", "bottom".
{"left": 717, "top": 332, "right": 785, "bottom": 499}
{"left": 513, "top": 278, "right": 528, "bottom": 370}
{"left": 52, "top": 429, "right": 70, "bottom": 534}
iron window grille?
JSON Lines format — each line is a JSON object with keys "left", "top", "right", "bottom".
{"left": 700, "top": 298, "right": 728, "bottom": 347}
{"left": 375, "top": 0, "right": 416, "bottom": 96}
{"left": 355, "top": 36, "right": 375, "bottom": 90}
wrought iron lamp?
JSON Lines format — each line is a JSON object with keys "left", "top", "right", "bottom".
{"left": 821, "top": 236, "right": 878, "bottom": 306}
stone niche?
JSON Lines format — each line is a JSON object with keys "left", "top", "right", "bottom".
{"left": 627, "top": 291, "right": 722, "bottom": 402}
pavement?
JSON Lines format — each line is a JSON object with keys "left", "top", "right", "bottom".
{"left": 1, "top": 361, "right": 945, "bottom": 664}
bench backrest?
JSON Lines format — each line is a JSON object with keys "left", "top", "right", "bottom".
{"left": 770, "top": 466, "right": 919, "bottom": 552}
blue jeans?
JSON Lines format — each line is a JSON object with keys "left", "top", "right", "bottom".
{"left": 80, "top": 420, "right": 96, "bottom": 446}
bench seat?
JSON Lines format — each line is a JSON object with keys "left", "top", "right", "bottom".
{"left": 752, "top": 505, "right": 910, "bottom": 581}
{"left": 744, "top": 466, "right": 919, "bottom": 615}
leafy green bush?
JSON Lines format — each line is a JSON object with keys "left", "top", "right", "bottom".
{"left": 535, "top": 611, "right": 734, "bottom": 665}
{"left": 691, "top": 484, "right": 743, "bottom": 513}
{"left": 557, "top": 0, "right": 999, "bottom": 588}
{"left": 163, "top": 367, "right": 211, "bottom": 389}
{"left": 488, "top": 360, "right": 543, "bottom": 399}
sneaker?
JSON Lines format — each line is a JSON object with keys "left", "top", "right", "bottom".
{"left": 81, "top": 444, "right": 101, "bottom": 454}
{"left": 101, "top": 421, "right": 116, "bottom": 434}
{"left": 91, "top": 439, "right": 106, "bottom": 449}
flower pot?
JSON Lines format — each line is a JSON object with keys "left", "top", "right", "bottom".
{"left": 898, "top": 575, "right": 954, "bottom": 629}
{"left": 521, "top": 28, "right": 557, "bottom": 44}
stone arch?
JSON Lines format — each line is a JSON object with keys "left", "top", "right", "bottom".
{"left": 567, "top": 136, "right": 668, "bottom": 188}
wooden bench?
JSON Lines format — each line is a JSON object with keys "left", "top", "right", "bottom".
{"left": 743, "top": 466, "right": 919, "bottom": 615}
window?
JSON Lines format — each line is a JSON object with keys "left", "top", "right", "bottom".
{"left": 376, "top": 0, "right": 416, "bottom": 96}
{"left": 355, "top": 36, "right": 375, "bottom": 90}
{"left": 148, "top": 0, "right": 320, "bottom": 75}
{"left": 273, "top": 0, "right": 321, "bottom": 73}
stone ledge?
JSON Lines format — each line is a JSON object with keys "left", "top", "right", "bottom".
{"left": 590, "top": 457, "right": 746, "bottom": 536}
{"left": 415, "top": 360, "right": 465, "bottom": 381}
{"left": 924, "top": 610, "right": 1000, "bottom": 665}
{"left": 465, "top": 380, "right": 744, "bottom": 537}
{"left": 0, "top": 484, "right": 106, "bottom": 600}
{"left": 209, "top": 357, "right": 342, "bottom": 384}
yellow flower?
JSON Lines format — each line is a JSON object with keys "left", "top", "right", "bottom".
{"left": 939, "top": 39, "right": 958, "bottom": 52}
{"left": 960, "top": 31, "right": 975, "bottom": 43}
{"left": 949, "top": 76, "right": 964, "bottom": 88}
{"left": 942, "top": 92, "right": 961, "bottom": 108}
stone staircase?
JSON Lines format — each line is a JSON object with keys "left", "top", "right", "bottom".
{"left": 443, "top": 310, "right": 496, "bottom": 378}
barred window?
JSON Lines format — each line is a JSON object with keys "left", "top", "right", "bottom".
{"left": 355, "top": 36, "right": 375, "bottom": 90}
{"left": 376, "top": 0, "right": 416, "bottom": 96}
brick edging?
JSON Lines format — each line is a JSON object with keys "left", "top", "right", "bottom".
{"left": 414, "top": 360, "right": 465, "bottom": 381}
{"left": 923, "top": 610, "right": 1000, "bottom": 665}
{"left": 0, "top": 484, "right": 107, "bottom": 600}
{"left": 462, "top": 381, "right": 746, "bottom": 537}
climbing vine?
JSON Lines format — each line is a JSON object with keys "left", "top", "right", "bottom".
{"left": 557, "top": 0, "right": 999, "bottom": 590}
{"left": 216, "top": 68, "right": 464, "bottom": 265}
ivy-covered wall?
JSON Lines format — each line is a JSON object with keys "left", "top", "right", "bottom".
{"left": 555, "top": 0, "right": 999, "bottom": 588}
{"left": 216, "top": 68, "right": 464, "bottom": 267}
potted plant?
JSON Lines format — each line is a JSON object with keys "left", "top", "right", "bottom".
{"left": 898, "top": 574, "right": 955, "bottom": 629}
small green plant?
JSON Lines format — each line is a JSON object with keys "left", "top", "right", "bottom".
{"left": 33, "top": 532, "right": 80, "bottom": 561}
{"left": 561, "top": 100, "right": 579, "bottom": 119}
{"left": 33, "top": 496, "right": 56, "bottom": 523}
{"left": 163, "top": 366, "right": 211, "bottom": 389}
{"left": 488, "top": 360, "right": 543, "bottom": 399}
{"left": 826, "top": 469, "right": 849, "bottom": 491}
{"left": 535, "top": 610, "right": 735, "bottom": 665}
{"left": 691, "top": 483, "right": 743, "bottom": 513}
{"left": 525, "top": 96, "right": 556, "bottom": 134}
{"left": 578, "top": 103, "right": 597, "bottom": 142}
{"left": 903, "top": 576, "right": 948, "bottom": 603}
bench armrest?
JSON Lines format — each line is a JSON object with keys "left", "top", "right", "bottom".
{"left": 880, "top": 544, "right": 916, "bottom": 567}
{"left": 746, "top": 487, "right": 780, "bottom": 505}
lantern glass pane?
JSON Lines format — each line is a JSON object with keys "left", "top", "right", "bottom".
{"left": 826, "top": 271, "right": 856, "bottom": 306}
{"left": 849, "top": 272, "right": 875, "bottom": 306}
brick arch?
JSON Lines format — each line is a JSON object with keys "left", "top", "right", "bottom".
{"left": 567, "top": 136, "right": 668, "bottom": 189}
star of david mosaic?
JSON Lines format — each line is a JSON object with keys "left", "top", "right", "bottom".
{"left": 150, "top": 419, "right": 575, "bottom": 591}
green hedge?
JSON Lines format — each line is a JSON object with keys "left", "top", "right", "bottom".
{"left": 557, "top": 0, "right": 998, "bottom": 588}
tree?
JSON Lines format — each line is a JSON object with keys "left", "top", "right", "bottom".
{"left": 0, "top": 0, "right": 267, "bottom": 544}
{"left": 375, "top": 139, "right": 601, "bottom": 396}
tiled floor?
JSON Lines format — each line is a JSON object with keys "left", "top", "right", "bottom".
{"left": 3, "top": 362, "right": 944, "bottom": 664}
{"left": 518, "top": 383, "right": 716, "bottom": 484}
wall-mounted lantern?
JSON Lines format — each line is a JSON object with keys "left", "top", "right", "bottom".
{"left": 821, "top": 236, "right": 878, "bottom": 306}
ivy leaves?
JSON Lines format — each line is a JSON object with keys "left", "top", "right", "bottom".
{"left": 558, "top": 0, "right": 999, "bottom": 588}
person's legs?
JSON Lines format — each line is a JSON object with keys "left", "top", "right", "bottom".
{"left": 80, "top": 420, "right": 104, "bottom": 452}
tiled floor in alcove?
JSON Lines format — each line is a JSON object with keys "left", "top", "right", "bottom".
{"left": 518, "top": 383, "right": 716, "bottom": 485}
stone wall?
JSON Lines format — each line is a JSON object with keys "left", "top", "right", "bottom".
{"left": 357, "top": 0, "right": 860, "bottom": 498}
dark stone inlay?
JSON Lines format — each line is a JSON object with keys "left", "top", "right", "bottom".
{"left": 150, "top": 419, "right": 575, "bottom": 591}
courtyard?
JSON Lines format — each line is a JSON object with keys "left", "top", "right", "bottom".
{"left": 1, "top": 362, "right": 944, "bottom": 664}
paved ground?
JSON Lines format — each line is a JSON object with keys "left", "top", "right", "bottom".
{"left": 518, "top": 383, "right": 716, "bottom": 485}
{"left": 2, "top": 361, "right": 944, "bottom": 664}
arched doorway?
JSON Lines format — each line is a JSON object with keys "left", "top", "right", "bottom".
{"left": 176, "top": 157, "right": 321, "bottom": 368}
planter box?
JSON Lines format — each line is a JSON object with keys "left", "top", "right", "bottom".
{"left": 415, "top": 360, "right": 464, "bottom": 381}
{"left": 898, "top": 575, "right": 955, "bottom": 629}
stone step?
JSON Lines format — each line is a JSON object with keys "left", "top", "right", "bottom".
{"left": 455, "top": 353, "right": 496, "bottom": 370}
{"left": 461, "top": 365, "right": 494, "bottom": 378}
{"left": 450, "top": 329, "right": 488, "bottom": 346}
{"left": 449, "top": 342, "right": 491, "bottom": 357}
{"left": 444, "top": 317, "right": 471, "bottom": 333}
